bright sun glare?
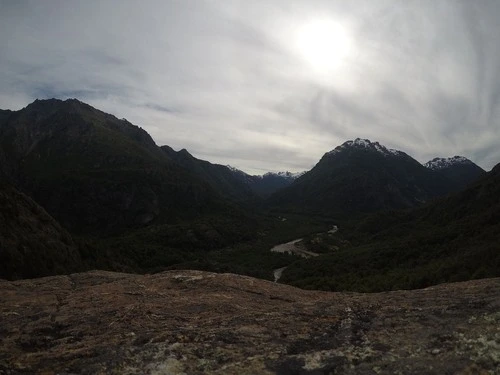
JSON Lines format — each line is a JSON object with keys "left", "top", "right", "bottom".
{"left": 297, "top": 20, "right": 352, "bottom": 73}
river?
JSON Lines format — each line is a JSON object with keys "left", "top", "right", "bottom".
{"left": 271, "top": 225, "right": 338, "bottom": 282}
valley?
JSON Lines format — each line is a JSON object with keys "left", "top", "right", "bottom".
{"left": 0, "top": 98, "right": 498, "bottom": 295}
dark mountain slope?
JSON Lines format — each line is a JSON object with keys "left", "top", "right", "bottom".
{"left": 161, "top": 146, "right": 258, "bottom": 202}
{"left": 0, "top": 183, "right": 84, "bottom": 280}
{"left": 0, "top": 109, "right": 12, "bottom": 124}
{"left": 0, "top": 99, "right": 268, "bottom": 280}
{"left": 0, "top": 99, "right": 233, "bottom": 234}
{"left": 269, "top": 138, "right": 451, "bottom": 216}
{"left": 424, "top": 156, "right": 486, "bottom": 192}
{"left": 281, "top": 163, "right": 500, "bottom": 292}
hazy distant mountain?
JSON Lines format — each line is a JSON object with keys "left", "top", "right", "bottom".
{"left": 424, "top": 156, "right": 485, "bottom": 192}
{"left": 0, "top": 98, "right": 235, "bottom": 234}
{"left": 227, "top": 167, "right": 305, "bottom": 197}
{"left": 269, "top": 138, "right": 453, "bottom": 216}
{"left": 254, "top": 171, "right": 305, "bottom": 197}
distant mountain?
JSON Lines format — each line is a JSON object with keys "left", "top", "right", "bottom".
{"left": 0, "top": 99, "right": 236, "bottom": 234}
{"left": 227, "top": 167, "right": 305, "bottom": 197}
{"left": 269, "top": 138, "right": 452, "bottom": 216}
{"left": 0, "top": 183, "right": 84, "bottom": 280}
{"left": 424, "top": 156, "right": 485, "bottom": 192}
{"left": 160, "top": 146, "right": 258, "bottom": 202}
{"left": 254, "top": 171, "right": 305, "bottom": 197}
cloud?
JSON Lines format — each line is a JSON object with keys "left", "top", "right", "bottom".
{"left": 1, "top": 0, "right": 500, "bottom": 173}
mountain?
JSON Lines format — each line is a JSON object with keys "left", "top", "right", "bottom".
{"left": 252, "top": 171, "right": 305, "bottom": 197}
{"left": 424, "top": 156, "right": 485, "bottom": 192}
{"left": 0, "top": 98, "right": 274, "bottom": 279}
{"left": 160, "top": 146, "right": 258, "bottom": 202}
{"left": 269, "top": 138, "right": 452, "bottom": 217}
{"left": 0, "top": 99, "right": 238, "bottom": 235}
{"left": 281, "top": 162, "right": 500, "bottom": 292}
{"left": 227, "top": 167, "right": 305, "bottom": 197}
{"left": 0, "top": 183, "right": 84, "bottom": 280}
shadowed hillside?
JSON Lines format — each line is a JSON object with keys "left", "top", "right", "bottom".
{"left": 0, "top": 99, "right": 248, "bottom": 235}
{"left": 281, "top": 163, "right": 500, "bottom": 292}
{"left": 0, "top": 183, "right": 84, "bottom": 280}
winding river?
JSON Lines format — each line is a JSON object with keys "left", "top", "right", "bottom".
{"left": 270, "top": 226, "right": 338, "bottom": 282}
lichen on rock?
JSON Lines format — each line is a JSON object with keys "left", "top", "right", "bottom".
{"left": 0, "top": 271, "right": 499, "bottom": 374}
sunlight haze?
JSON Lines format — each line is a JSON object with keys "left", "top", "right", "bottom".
{"left": 1, "top": 0, "right": 499, "bottom": 174}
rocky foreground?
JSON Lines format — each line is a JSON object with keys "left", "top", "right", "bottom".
{"left": 0, "top": 271, "right": 499, "bottom": 374}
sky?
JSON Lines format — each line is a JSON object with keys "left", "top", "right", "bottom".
{"left": 1, "top": 0, "right": 500, "bottom": 174}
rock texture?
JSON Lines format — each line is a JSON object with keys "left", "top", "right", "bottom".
{"left": 0, "top": 271, "right": 499, "bottom": 374}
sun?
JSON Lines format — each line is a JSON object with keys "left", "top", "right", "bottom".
{"left": 296, "top": 20, "right": 352, "bottom": 73}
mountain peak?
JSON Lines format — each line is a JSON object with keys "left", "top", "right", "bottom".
{"left": 178, "top": 148, "right": 192, "bottom": 157}
{"left": 424, "top": 156, "right": 474, "bottom": 170}
{"left": 327, "top": 138, "right": 402, "bottom": 157}
{"left": 27, "top": 98, "right": 85, "bottom": 109}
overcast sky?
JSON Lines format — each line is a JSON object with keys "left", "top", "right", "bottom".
{"left": 1, "top": 0, "right": 500, "bottom": 173}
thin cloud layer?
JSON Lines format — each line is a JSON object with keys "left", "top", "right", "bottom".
{"left": 1, "top": 0, "right": 499, "bottom": 173}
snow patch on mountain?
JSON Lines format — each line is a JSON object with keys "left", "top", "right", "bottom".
{"left": 327, "top": 138, "right": 402, "bottom": 157}
{"left": 263, "top": 171, "right": 306, "bottom": 179}
{"left": 226, "top": 166, "right": 305, "bottom": 180}
{"left": 226, "top": 165, "right": 246, "bottom": 174}
{"left": 424, "top": 156, "right": 472, "bottom": 170}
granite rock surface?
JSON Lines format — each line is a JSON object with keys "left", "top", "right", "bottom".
{"left": 0, "top": 270, "right": 499, "bottom": 374}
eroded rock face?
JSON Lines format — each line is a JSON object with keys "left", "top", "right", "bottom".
{"left": 0, "top": 271, "right": 498, "bottom": 374}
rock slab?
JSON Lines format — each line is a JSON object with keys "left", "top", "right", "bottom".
{"left": 0, "top": 271, "right": 499, "bottom": 374}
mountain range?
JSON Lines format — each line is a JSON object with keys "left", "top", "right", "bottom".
{"left": 268, "top": 138, "right": 485, "bottom": 217}
{"left": 0, "top": 98, "right": 496, "bottom": 286}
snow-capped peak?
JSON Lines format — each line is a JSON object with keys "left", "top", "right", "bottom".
{"left": 263, "top": 171, "right": 306, "bottom": 179}
{"left": 226, "top": 166, "right": 305, "bottom": 180}
{"left": 327, "top": 138, "right": 402, "bottom": 157}
{"left": 424, "top": 156, "right": 472, "bottom": 170}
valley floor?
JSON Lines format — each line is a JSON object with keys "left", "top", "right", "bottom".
{"left": 0, "top": 270, "right": 499, "bottom": 374}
